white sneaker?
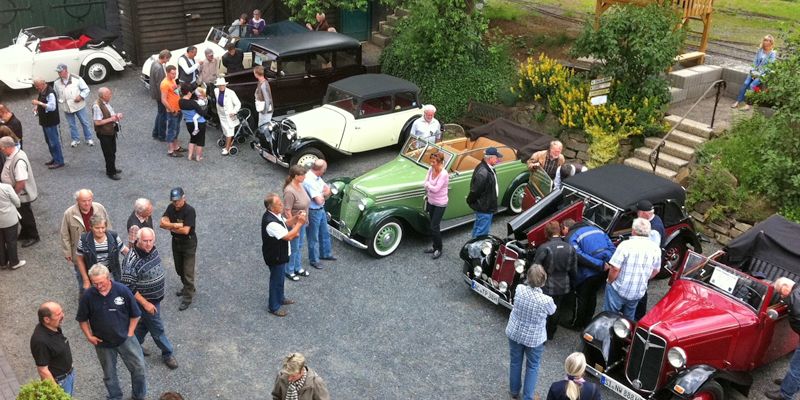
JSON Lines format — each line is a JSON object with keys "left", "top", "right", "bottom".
{"left": 87, "top": 139, "right": 95, "bottom": 146}
{"left": 10, "top": 260, "right": 26, "bottom": 270}
{"left": 70, "top": 140, "right": 79, "bottom": 147}
{"left": 221, "top": 149, "right": 229, "bottom": 156}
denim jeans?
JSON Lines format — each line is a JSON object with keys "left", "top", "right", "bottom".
{"left": 287, "top": 225, "right": 306, "bottom": 274}
{"left": 736, "top": 75, "right": 761, "bottom": 102}
{"left": 134, "top": 301, "right": 174, "bottom": 359}
{"left": 603, "top": 284, "right": 640, "bottom": 320}
{"left": 42, "top": 125, "right": 64, "bottom": 165}
{"left": 508, "top": 338, "right": 544, "bottom": 400}
{"left": 307, "top": 208, "right": 332, "bottom": 264}
{"left": 95, "top": 336, "right": 147, "bottom": 400}
{"left": 268, "top": 262, "right": 286, "bottom": 312}
{"left": 780, "top": 344, "right": 800, "bottom": 399}
{"left": 472, "top": 212, "right": 493, "bottom": 238}
{"left": 152, "top": 100, "right": 167, "bottom": 140}
{"left": 165, "top": 112, "right": 181, "bottom": 143}
{"left": 74, "top": 264, "right": 86, "bottom": 298}
{"left": 57, "top": 369, "right": 76, "bottom": 396}
{"left": 64, "top": 108, "right": 94, "bottom": 141}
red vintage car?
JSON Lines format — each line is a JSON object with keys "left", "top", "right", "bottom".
{"left": 461, "top": 164, "right": 701, "bottom": 309}
{"left": 581, "top": 214, "right": 800, "bottom": 400}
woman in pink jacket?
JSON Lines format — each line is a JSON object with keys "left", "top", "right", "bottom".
{"left": 423, "top": 152, "right": 449, "bottom": 259}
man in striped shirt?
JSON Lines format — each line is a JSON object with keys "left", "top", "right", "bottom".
{"left": 120, "top": 227, "right": 178, "bottom": 369}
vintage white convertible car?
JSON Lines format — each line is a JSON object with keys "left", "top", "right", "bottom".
{"left": 253, "top": 74, "right": 423, "bottom": 167}
{"left": 0, "top": 26, "right": 128, "bottom": 89}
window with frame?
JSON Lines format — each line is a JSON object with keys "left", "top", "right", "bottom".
{"left": 308, "top": 52, "right": 333, "bottom": 75}
{"left": 280, "top": 56, "right": 306, "bottom": 76}
{"left": 394, "top": 92, "right": 417, "bottom": 111}
{"left": 335, "top": 48, "right": 359, "bottom": 68}
{"left": 359, "top": 95, "right": 392, "bottom": 117}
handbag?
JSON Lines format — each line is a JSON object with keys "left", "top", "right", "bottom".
{"left": 255, "top": 100, "right": 266, "bottom": 112}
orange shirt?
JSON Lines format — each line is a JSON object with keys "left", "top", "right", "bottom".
{"left": 160, "top": 78, "right": 180, "bottom": 112}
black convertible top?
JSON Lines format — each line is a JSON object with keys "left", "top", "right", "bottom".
{"left": 329, "top": 74, "right": 419, "bottom": 98}
{"left": 724, "top": 214, "right": 800, "bottom": 273}
{"left": 250, "top": 31, "right": 360, "bottom": 58}
{"left": 467, "top": 118, "right": 556, "bottom": 161}
{"left": 564, "top": 164, "right": 685, "bottom": 209}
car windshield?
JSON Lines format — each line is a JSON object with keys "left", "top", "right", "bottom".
{"left": 681, "top": 251, "right": 769, "bottom": 312}
{"left": 205, "top": 27, "right": 232, "bottom": 49}
{"left": 324, "top": 87, "right": 357, "bottom": 115}
{"left": 561, "top": 187, "right": 619, "bottom": 231}
{"left": 400, "top": 137, "right": 454, "bottom": 169}
{"left": 252, "top": 47, "right": 278, "bottom": 75}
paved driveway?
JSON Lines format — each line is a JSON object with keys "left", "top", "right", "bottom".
{"left": 0, "top": 70, "right": 785, "bottom": 399}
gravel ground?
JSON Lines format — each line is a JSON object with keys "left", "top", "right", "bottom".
{"left": 0, "top": 70, "right": 788, "bottom": 399}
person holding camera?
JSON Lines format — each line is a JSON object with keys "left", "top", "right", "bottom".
{"left": 93, "top": 87, "right": 123, "bottom": 181}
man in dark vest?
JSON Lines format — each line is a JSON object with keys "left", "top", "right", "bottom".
{"left": 0, "top": 136, "right": 40, "bottom": 248}
{"left": 261, "top": 193, "right": 306, "bottom": 317}
{"left": 177, "top": 47, "right": 199, "bottom": 88}
{"left": 31, "top": 79, "right": 65, "bottom": 169}
{"left": 93, "top": 87, "right": 123, "bottom": 180}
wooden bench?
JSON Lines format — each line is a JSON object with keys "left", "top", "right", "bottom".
{"left": 458, "top": 100, "right": 510, "bottom": 130}
{"left": 674, "top": 51, "right": 706, "bottom": 67}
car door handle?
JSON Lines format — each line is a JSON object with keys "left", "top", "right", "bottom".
{"left": 354, "top": 126, "right": 361, "bottom": 130}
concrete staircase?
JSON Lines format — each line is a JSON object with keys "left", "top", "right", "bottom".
{"left": 623, "top": 114, "right": 712, "bottom": 180}
{"left": 667, "top": 64, "right": 723, "bottom": 104}
{"left": 370, "top": 8, "right": 409, "bottom": 48}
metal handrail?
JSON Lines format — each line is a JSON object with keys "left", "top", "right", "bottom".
{"left": 649, "top": 79, "right": 727, "bottom": 172}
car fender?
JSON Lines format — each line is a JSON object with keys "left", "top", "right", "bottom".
{"left": 324, "top": 177, "right": 354, "bottom": 220}
{"left": 668, "top": 365, "right": 752, "bottom": 398}
{"left": 398, "top": 114, "right": 422, "bottom": 144}
{"left": 665, "top": 227, "right": 703, "bottom": 254}
{"left": 581, "top": 311, "right": 627, "bottom": 367}
{"left": 501, "top": 171, "right": 531, "bottom": 206}
{"left": 80, "top": 51, "right": 125, "bottom": 72}
{"left": 354, "top": 205, "right": 428, "bottom": 239}
{"left": 288, "top": 138, "right": 350, "bottom": 158}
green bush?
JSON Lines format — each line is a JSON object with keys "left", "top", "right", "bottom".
{"left": 686, "top": 161, "right": 745, "bottom": 223}
{"left": 17, "top": 380, "right": 71, "bottom": 400}
{"left": 381, "top": 0, "right": 515, "bottom": 121}
{"left": 484, "top": 0, "right": 527, "bottom": 21}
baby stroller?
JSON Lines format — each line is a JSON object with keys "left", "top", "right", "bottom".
{"left": 216, "top": 108, "right": 255, "bottom": 155}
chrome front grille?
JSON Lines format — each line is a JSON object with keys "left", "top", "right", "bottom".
{"left": 625, "top": 327, "right": 666, "bottom": 392}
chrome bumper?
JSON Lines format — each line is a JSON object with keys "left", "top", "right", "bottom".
{"left": 461, "top": 275, "right": 513, "bottom": 309}
{"left": 253, "top": 142, "right": 289, "bottom": 167}
{"left": 327, "top": 222, "right": 368, "bottom": 250}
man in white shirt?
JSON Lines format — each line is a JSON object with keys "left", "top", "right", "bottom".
{"left": 53, "top": 64, "right": 93, "bottom": 147}
{"left": 302, "top": 160, "right": 336, "bottom": 269}
{"left": 410, "top": 104, "right": 441, "bottom": 143}
{"left": 261, "top": 193, "right": 306, "bottom": 317}
{"left": 177, "top": 47, "right": 200, "bottom": 87}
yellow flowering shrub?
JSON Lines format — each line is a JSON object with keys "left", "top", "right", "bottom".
{"left": 514, "top": 53, "right": 573, "bottom": 103}
{"left": 583, "top": 103, "right": 643, "bottom": 167}
{"left": 556, "top": 82, "right": 589, "bottom": 129}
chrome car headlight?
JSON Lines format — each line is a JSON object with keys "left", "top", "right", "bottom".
{"left": 498, "top": 281, "right": 508, "bottom": 293}
{"left": 285, "top": 129, "right": 297, "bottom": 140}
{"left": 612, "top": 318, "right": 631, "bottom": 339}
{"left": 514, "top": 259, "right": 525, "bottom": 274}
{"left": 667, "top": 347, "right": 687, "bottom": 368}
{"left": 357, "top": 198, "right": 370, "bottom": 211}
{"left": 473, "top": 266, "right": 482, "bottom": 277}
{"left": 480, "top": 240, "right": 493, "bottom": 256}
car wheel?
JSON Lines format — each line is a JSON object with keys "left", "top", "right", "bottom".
{"left": 368, "top": 218, "right": 403, "bottom": 258}
{"left": 290, "top": 147, "right": 325, "bottom": 168}
{"left": 674, "top": 380, "right": 724, "bottom": 400}
{"left": 83, "top": 59, "right": 111, "bottom": 84}
{"left": 658, "top": 237, "right": 687, "bottom": 279}
{"left": 507, "top": 181, "right": 527, "bottom": 214}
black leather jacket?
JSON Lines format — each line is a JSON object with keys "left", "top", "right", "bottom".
{"left": 533, "top": 236, "right": 578, "bottom": 296}
{"left": 467, "top": 161, "right": 498, "bottom": 213}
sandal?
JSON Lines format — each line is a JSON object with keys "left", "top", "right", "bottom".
{"left": 174, "top": 146, "right": 187, "bottom": 153}
{"left": 297, "top": 269, "right": 310, "bottom": 277}
{"left": 286, "top": 273, "right": 299, "bottom": 281}
{"left": 167, "top": 152, "right": 181, "bottom": 158}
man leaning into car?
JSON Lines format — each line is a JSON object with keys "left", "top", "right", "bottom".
{"left": 767, "top": 278, "right": 800, "bottom": 400}
{"left": 603, "top": 218, "right": 661, "bottom": 320}
{"left": 54, "top": 63, "right": 94, "bottom": 148}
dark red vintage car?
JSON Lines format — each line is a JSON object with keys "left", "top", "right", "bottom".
{"left": 461, "top": 164, "right": 701, "bottom": 309}
{"left": 581, "top": 214, "right": 800, "bottom": 400}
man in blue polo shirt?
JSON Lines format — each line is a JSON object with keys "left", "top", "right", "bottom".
{"left": 76, "top": 263, "right": 147, "bottom": 400}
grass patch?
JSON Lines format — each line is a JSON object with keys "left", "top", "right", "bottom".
{"left": 485, "top": 0, "right": 529, "bottom": 21}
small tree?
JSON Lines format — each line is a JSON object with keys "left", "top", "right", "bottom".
{"left": 284, "top": 0, "right": 385, "bottom": 25}
{"left": 572, "top": 4, "right": 684, "bottom": 110}
{"left": 17, "top": 380, "right": 71, "bottom": 400}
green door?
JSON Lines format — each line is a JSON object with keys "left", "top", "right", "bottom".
{"left": 0, "top": 0, "right": 107, "bottom": 45}
{"left": 339, "top": 4, "right": 371, "bottom": 41}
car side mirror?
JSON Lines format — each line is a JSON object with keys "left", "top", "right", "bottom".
{"left": 767, "top": 309, "right": 779, "bottom": 320}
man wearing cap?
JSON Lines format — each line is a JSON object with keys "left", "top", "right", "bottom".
{"left": 161, "top": 66, "right": 185, "bottom": 158}
{"left": 0, "top": 136, "right": 40, "bottom": 248}
{"left": 150, "top": 50, "right": 171, "bottom": 141}
{"left": 53, "top": 64, "right": 94, "bottom": 148}
{"left": 636, "top": 200, "right": 665, "bottom": 246}
{"left": 93, "top": 87, "right": 123, "bottom": 180}
{"left": 31, "top": 79, "right": 65, "bottom": 169}
{"left": 30, "top": 301, "right": 75, "bottom": 396}
{"left": 159, "top": 187, "right": 197, "bottom": 311}
{"left": 467, "top": 147, "right": 503, "bottom": 238}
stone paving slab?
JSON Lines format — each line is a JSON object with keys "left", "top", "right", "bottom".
{"left": 0, "top": 348, "right": 19, "bottom": 400}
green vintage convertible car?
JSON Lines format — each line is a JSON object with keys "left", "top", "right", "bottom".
{"left": 325, "top": 118, "right": 556, "bottom": 257}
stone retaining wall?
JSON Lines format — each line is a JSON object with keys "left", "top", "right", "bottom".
{"left": 690, "top": 211, "right": 753, "bottom": 246}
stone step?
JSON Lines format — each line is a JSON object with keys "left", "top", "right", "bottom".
{"left": 395, "top": 7, "right": 410, "bottom": 17}
{"left": 668, "top": 129, "right": 707, "bottom": 148}
{"left": 379, "top": 21, "right": 395, "bottom": 36}
{"left": 370, "top": 32, "right": 391, "bottom": 48}
{"left": 669, "top": 87, "right": 686, "bottom": 104}
{"left": 664, "top": 115, "right": 712, "bottom": 138}
{"left": 634, "top": 147, "right": 689, "bottom": 170}
{"left": 386, "top": 14, "right": 401, "bottom": 25}
{"left": 624, "top": 157, "right": 677, "bottom": 180}
{"left": 644, "top": 137, "right": 696, "bottom": 160}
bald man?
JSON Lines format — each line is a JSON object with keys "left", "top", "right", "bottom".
{"left": 30, "top": 301, "right": 75, "bottom": 395}
{"left": 60, "top": 189, "right": 112, "bottom": 296}
{"left": 93, "top": 87, "right": 123, "bottom": 180}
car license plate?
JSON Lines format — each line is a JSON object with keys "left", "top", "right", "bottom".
{"left": 599, "top": 373, "right": 645, "bottom": 400}
{"left": 471, "top": 280, "right": 499, "bottom": 304}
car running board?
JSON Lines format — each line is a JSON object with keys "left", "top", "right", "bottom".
{"left": 441, "top": 207, "right": 508, "bottom": 232}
